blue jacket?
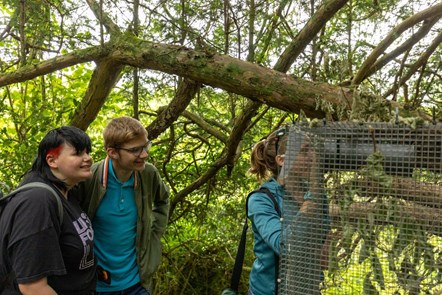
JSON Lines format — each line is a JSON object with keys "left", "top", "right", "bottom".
{"left": 248, "top": 178, "right": 330, "bottom": 295}
{"left": 247, "top": 178, "right": 284, "bottom": 295}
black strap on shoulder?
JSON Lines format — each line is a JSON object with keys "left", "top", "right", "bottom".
{"left": 229, "top": 187, "right": 281, "bottom": 293}
{"left": 252, "top": 187, "right": 281, "bottom": 216}
{"left": 2, "top": 182, "right": 64, "bottom": 222}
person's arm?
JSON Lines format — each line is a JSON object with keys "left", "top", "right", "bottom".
{"left": 151, "top": 169, "right": 170, "bottom": 235}
{"left": 248, "top": 192, "right": 282, "bottom": 255}
{"left": 19, "top": 277, "right": 57, "bottom": 295}
{"left": 9, "top": 188, "right": 66, "bottom": 291}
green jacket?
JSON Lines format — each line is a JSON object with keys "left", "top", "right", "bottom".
{"left": 79, "top": 157, "right": 170, "bottom": 289}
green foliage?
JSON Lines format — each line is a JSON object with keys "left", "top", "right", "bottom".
{"left": 0, "top": 65, "right": 93, "bottom": 188}
{"left": 362, "top": 151, "right": 392, "bottom": 190}
{"left": 1, "top": 0, "right": 441, "bottom": 294}
{"left": 155, "top": 187, "right": 254, "bottom": 294}
{"left": 324, "top": 149, "right": 442, "bottom": 295}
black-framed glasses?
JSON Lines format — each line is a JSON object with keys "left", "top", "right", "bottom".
{"left": 115, "top": 141, "right": 152, "bottom": 157}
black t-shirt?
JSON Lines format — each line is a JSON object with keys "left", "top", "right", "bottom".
{"left": 0, "top": 179, "right": 96, "bottom": 294}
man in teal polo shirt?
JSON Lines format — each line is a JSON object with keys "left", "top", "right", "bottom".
{"left": 79, "top": 116, "right": 170, "bottom": 295}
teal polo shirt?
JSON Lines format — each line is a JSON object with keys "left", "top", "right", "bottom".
{"left": 93, "top": 159, "right": 140, "bottom": 291}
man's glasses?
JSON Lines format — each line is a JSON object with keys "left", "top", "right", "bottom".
{"left": 115, "top": 141, "right": 152, "bottom": 157}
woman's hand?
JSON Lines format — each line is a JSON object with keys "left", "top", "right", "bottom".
{"left": 299, "top": 199, "right": 316, "bottom": 214}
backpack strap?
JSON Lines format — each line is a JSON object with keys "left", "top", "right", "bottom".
{"left": 229, "top": 187, "right": 281, "bottom": 293}
{"left": 250, "top": 187, "right": 281, "bottom": 217}
{"left": 3, "top": 182, "right": 64, "bottom": 223}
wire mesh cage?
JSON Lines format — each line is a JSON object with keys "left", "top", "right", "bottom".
{"left": 279, "top": 122, "right": 442, "bottom": 295}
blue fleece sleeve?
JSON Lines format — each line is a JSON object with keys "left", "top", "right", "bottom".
{"left": 248, "top": 192, "right": 281, "bottom": 255}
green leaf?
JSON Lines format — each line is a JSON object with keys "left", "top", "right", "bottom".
{"left": 359, "top": 238, "right": 370, "bottom": 264}
{"left": 340, "top": 225, "right": 355, "bottom": 255}
{"left": 363, "top": 272, "right": 380, "bottom": 295}
{"left": 328, "top": 237, "right": 339, "bottom": 274}
{"left": 371, "top": 255, "right": 385, "bottom": 290}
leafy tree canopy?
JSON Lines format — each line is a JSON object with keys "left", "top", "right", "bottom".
{"left": 0, "top": 0, "right": 441, "bottom": 293}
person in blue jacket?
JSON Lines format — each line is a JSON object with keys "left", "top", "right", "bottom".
{"left": 247, "top": 128, "right": 330, "bottom": 295}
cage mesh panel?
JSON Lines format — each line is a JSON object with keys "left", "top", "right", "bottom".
{"left": 279, "top": 122, "right": 442, "bottom": 295}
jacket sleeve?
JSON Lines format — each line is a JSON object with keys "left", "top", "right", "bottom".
{"left": 75, "top": 163, "right": 101, "bottom": 218}
{"left": 150, "top": 167, "right": 170, "bottom": 236}
{"left": 290, "top": 192, "right": 330, "bottom": 240}
{"left": 248, "top": 192, "right": 281, "bottom": 255}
